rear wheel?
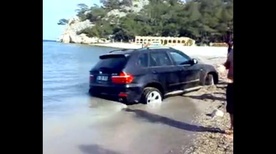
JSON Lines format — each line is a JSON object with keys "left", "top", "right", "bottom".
{"left": 141, "top": 87, "right": 163, "bottom": 104}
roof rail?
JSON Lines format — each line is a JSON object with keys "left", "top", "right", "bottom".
{"left": 143, "top": 44, "right": 172, "bottom": 49}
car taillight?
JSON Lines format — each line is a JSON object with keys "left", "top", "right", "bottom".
{"left": 111, "top": 72, "right": 134, "bottom": 84}
{"left": 90, "top": 75, "right": 94, "bottom": 81}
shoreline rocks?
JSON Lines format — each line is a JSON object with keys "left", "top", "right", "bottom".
{"left": 182, "top": 85, "right": 233, "bottom": 154}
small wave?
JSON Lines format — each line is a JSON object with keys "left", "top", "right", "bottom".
{"left": 43, "top": 81, "right": 88, "bottom": 91}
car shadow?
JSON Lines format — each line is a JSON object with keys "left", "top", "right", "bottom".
{"left": 79, "top": 144, "right": 121, "bottom": 154}
{"left": 123, "top": 108, "right": 224, "bottom": 133}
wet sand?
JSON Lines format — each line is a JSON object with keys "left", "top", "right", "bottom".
{"left": 43, "top": 96, "right": 204, "bottom": 154}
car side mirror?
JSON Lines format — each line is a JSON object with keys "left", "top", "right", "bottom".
{"left": 191, "top": 58, "right": 198, "bottom": 65}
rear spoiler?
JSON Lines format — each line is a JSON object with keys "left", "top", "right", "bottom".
{"left": 99, "top": 54, "right": 127, "bottom": 59}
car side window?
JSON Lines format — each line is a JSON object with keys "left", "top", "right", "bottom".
{"left": 169, "top": 50, "right": 191, "bottom": 65}
{"left": 149, "top": 52, "right": 172, "bottom": 67}
{"left": 137, "top": 53, "right": 148, "bottom": 67}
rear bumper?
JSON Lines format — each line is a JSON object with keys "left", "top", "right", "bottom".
{"left": 89, "top": 83, "right": 143, "bottom": 103}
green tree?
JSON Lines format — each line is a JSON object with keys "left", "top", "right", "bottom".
{"left": 57, "top": 19, "right": 68, "bottom": 25}
{"left": 58, "top": 0, "right": 233, "bottom": 44}
{"left": 75, "top": 3, "right": 89, "bottom": 21}
{"left": 100, "top": 0, "right": 121, "bottom": 10}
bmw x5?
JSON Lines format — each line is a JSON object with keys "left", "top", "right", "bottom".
{"left": 89, "top": 47, "right": 219, "bottom": 105}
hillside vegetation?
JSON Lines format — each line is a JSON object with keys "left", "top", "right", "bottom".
{"left": 58, "top": 0, "right": 233, "bottom": 45}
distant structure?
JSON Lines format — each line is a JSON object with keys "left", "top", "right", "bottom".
{"left": 135, "top": 36, "right": 195, "bottom": 46}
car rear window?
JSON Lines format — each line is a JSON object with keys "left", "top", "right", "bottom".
{"left": 93, "top": 54, "right": 129, "bottom": 70}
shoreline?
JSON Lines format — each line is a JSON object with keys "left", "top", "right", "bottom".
{"left": 90, "top": 43, "right": 228, "bottom": 58}
{"left": 52, "top": 41, "right": 228, "bottom": 58}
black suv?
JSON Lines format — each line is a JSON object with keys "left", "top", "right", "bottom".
{"left": 89, "top": 47, "right": 219, "bottom": 104}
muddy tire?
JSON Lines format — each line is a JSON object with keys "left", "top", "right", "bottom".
{"left": 141, "top": 87, "right": 163, "bottom": 104}
{"left": 205, "top": 74, "right": 214, "bottom": 85}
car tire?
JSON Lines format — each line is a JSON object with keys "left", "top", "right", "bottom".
{"left": 141, "top": 87, "right": 163, "bottom": 104}
{"left": 205, "top": 74, "right": 214, "bottom": 85}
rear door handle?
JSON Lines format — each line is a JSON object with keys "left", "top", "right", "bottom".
{"left": 152, "top": 70, "right": 157, "bottom": 74}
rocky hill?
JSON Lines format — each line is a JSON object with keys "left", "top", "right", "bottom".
{"left": 58, "top": 0, "right": 149, "bottom": 44}
{"left": 58, "top": 17, "right": 95, "bottom": 44}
